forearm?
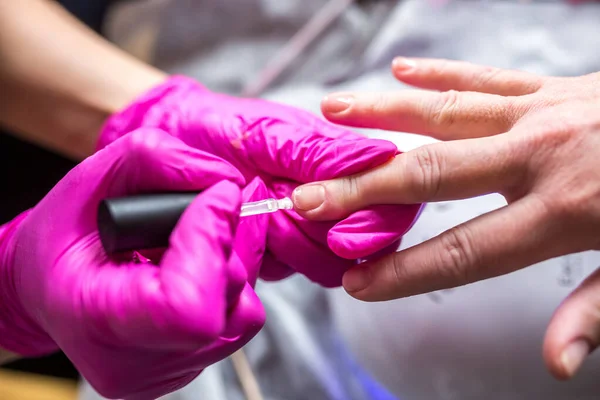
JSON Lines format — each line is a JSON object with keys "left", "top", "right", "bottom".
{"left": 0, "top": 0, "right": 167, "bottom": 160}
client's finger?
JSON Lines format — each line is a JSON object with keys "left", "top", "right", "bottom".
{"left": 293, "top": 135, "right": 523, "bottom": 221}
{"left": 342, "top": 195, "right": 558, "bottom": 301}
{"left": 321, "top": 90, "right": 525, "bottom": 140}
{"left": 543, "top": 268, "right": 600, "bottom": 380}
{"left": 391, "top": 57, "right": 544, "bottom": 96}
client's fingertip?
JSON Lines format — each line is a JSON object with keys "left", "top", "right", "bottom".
{"left": 342, "top": 265, "right": 372, "bottom": 294}
{"left": 321, "top": 93, "right": 353, "bottom": 115}
{"left": 560, "top": 340, "right": 590, "bottom": 379}
{"left": 292, "top": 184, "right": 326, "bottom": 211}
{"left": 392, "top": 57, "right": 417, "bottom": 74}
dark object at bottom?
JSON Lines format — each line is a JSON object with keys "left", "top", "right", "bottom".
{"left": 98, "top": 192, "right": 200, "bottom": 254}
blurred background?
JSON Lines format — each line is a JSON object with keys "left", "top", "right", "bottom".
{"left": 0, "top": 1, "right": 118, "bottom": 398}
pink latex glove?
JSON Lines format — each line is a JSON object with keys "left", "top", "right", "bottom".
{"left": 0, "top": 130, "right": 267, "bottom": 400}
{"left": 98, "top": 76, "right": 423, "bottom": 287}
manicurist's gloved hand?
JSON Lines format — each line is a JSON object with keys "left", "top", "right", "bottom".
{"left": 97, "top": 77, "right": 422, "bottom": 286}
{"left": 0, "top": 129, "right": 267, "bottom": 400}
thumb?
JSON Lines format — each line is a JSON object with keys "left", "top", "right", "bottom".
{"left": 544, "top": 267, "right": 600, "bottom": 380}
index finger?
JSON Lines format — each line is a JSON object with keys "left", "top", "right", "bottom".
{"left": 293, "top": 135, "right": 525, "bottom": 221}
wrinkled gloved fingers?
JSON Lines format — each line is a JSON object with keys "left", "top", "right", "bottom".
{"left": 119, "top": 286, "right": 264, "bottom": 400}
{"left": 267, "top": 215, "right": 356, "bottom": 287}
{"left": 133, "top": 283, "right": 264, "bottom": 376}
{"left": 247, "top": 96, "right": 368, "bottom": 140}
{"left": 328, "top": 204, "right": 423, "bottom": 259}
{"left": 196, "top": 283, "right": 265, "bottom": 363}
{"left": 241, "top": 123, "right": 398, "bottom": 182}
{"left": 159, "top": 181, "right": 243, "bottom": 343}
{"left": 120, "top": 285, "right": 265, "bottom": 400}
{"left": 33, "top": 128, "right": 246, "bottom": 309}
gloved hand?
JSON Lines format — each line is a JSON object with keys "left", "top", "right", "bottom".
{"left": 0, "top": 129, "right": 267, "bottom": 400}
{"left": 98, "top": 76, "right": 422, "bottom": 286}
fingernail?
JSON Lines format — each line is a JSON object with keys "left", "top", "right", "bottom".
{"left": 392, "top": 57, "right": 417, "bottom": 72}
{"left": 293, "top": 185, "right": 326, "bottom": 211}
{"left": 322, "top": 94, "right": 353, "bottom": 114}
{"left": 561, "top": 340, "right": 589, "bottom": 378}
{"left": 343, "top": 265, "right": 371, "bottom": 293}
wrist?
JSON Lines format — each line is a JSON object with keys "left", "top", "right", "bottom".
{"left": 0, "top": 212, "right": 57, "bottom": 357}
{"left": 60, "top": 66, "right": 168, "bottom": 159}
{"left": 97, "top": 75, "right": 206, "bottom": 151}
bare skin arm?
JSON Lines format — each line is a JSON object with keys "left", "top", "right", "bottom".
{"left": 0, "top": 0, "right": 167, "bottom": 159}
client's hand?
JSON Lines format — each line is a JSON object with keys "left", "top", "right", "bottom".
{"left": 0, "top": 130, "right": 267, "bottom": 400}
{"left": 296, "top": 58, "right": 600, "bottom": 380}
{"left": 97, "top": 77, "right": 422, "bottom": 286}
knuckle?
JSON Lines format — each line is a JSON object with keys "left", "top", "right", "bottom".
{"left": 524, "top": 120, "right": 582, "bottom": 158}
{"left": 509, "top": 95, "right": 537, "bottom": 120}
{"left": 437, "top": 226, "right": 479, "bottom": 284}
{"left": 543, "top": 196, "right": 574, "bottom": 222}
{"left": 517, "top": 109, "right": 585, "bottom": 152}
{"left": 547, "top": 122, "right": 581, "bottom": 144}
{"left": 389, "top": 253, "right": 411, "bottom": 288}
{"left": 474, "top": 66, "right": 503, "bottom": 88}
{"left": 339, "top": 175, "right": 362, "bottom": 206}
{"left": 430, "top": 90, "right": 461, "bottom": 128}
{"left": 429, "top": 59, "right": 453, "bottom": 78}
{"left": 539, "top": 186, "right": 593, "bottom": 224}
{"left": 494, "top": 137, "right": 532, "bottom": 197}
{"left": 496, "top": 97, "right": 524, "bottom": 127}
{"left": 404, "top": 146, "right": 443, "bottom": 199}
